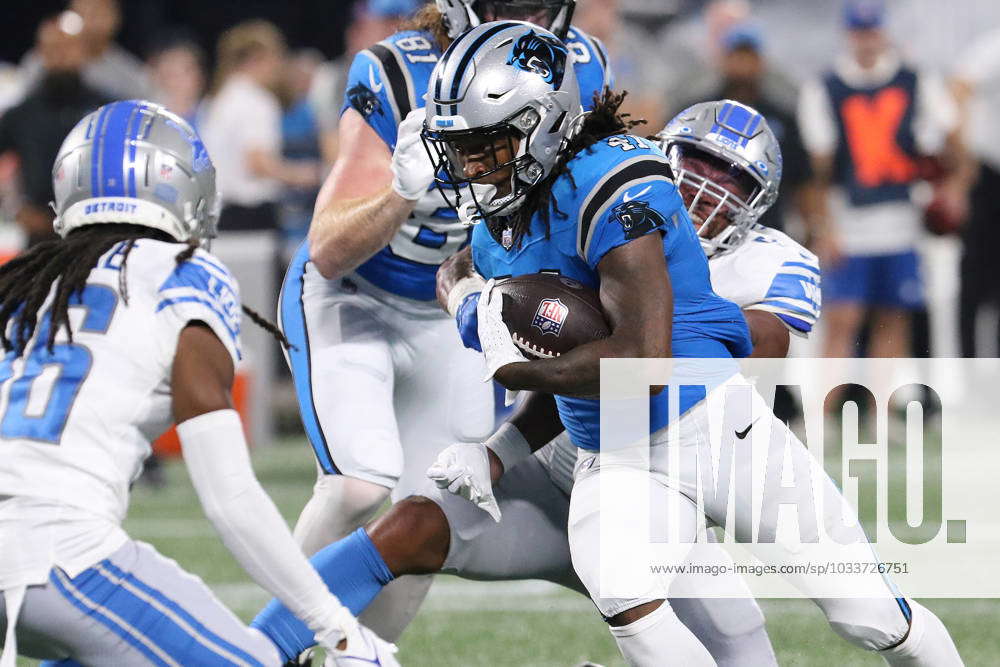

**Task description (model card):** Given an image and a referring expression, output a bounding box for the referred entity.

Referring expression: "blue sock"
[251,527,394,662]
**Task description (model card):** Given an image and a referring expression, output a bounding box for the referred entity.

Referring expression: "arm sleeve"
[340,48,403,150]
[156,251,243,364]
[582,162,681,269]
[743,254,822,336]
[797,77,838,156]
[179,410,349,640]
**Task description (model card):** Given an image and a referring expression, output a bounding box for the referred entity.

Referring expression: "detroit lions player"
[0,102,396,667]
[657,100,822,353]
[278,0,612,641]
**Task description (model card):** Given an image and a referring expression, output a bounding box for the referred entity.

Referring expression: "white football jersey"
[708,225,822,336]
[0,240,241,525]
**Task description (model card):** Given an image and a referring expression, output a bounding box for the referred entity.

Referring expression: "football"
[493,273,611,359]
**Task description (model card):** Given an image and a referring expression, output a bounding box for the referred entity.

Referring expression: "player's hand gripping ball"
[491,273,610,359]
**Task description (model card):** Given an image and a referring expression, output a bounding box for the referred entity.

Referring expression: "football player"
[255,26,963,665]
[656,100,821,355]
[277,0,612,640]
[0,102,397,667]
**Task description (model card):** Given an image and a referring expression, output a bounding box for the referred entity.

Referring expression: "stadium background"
[3,0,1000,664]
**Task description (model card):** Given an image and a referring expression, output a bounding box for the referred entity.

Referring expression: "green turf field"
[15,437,998,666]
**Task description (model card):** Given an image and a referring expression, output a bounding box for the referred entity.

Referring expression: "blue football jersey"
[337,26,612,301]
[472,136,751,451]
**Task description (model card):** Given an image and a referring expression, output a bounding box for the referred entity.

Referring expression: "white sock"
[880,600,963,666]
[671,596,776,667]
[608,602,717,667]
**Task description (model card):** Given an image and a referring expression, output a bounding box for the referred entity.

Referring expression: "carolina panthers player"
[0,102,397,667]
[424,40,960,661]
[278,0,611,641]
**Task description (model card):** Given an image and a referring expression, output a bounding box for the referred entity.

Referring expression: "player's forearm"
[308,187,417,280]
[179,410,350,638]
[496,333,667,399]
[509,392,563,452]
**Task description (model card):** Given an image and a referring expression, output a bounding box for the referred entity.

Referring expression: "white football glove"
[427,442,502,522]
[323,623,400,667]
[477,278,529,382]
[391,108,436,201]
[313,606,359,654]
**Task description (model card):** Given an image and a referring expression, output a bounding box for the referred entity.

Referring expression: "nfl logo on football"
[532,298,569,336]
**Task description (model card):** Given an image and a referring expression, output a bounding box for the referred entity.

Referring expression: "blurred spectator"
[201,20,318,447]
[0,16,107,246]
[797,0,962,360]
[147,35,207,130]
[952,27,1000,357]
[671,23,810,232]
[202,20,318,232]
[280,49,324,258]
[20,0,153,101]
[614,0,761,130]
[611,0,685,129]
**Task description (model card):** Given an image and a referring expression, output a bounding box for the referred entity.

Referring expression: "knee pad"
[821,597,910,651]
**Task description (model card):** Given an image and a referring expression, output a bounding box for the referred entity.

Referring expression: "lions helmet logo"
[347,83,382,118]
[611,200,666,240]
[532,298,569,336]
[507,30,568,89]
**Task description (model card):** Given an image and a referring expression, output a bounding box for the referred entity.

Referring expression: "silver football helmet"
[422,21,582,223]
[655,100,782,256]
[52,100,220,244]
[435,0,575,40]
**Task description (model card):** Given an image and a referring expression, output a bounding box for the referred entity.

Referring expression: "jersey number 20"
[0,284,118,444]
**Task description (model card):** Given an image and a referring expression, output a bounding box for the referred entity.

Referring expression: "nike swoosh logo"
[623,185,652,202]
[735,420,758,440]
[368,64,384,94]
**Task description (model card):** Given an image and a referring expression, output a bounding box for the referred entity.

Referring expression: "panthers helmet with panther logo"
[656,100,782,256]
[435,0,576,40]
[422,21,582,222]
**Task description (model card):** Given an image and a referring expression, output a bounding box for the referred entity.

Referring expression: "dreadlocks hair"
[496,89,647,247]
[0,224,292,355]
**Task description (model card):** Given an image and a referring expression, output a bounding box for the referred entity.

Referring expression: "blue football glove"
[456,293,482,352]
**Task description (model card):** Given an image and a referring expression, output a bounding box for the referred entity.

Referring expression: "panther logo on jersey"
[506,30,568,88]
[347,83,382,118]
[611,200,666,240]
[532,298,569,336]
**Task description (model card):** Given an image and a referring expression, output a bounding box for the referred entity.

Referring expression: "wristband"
[447,274,486,317]
[485,422,533,473]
